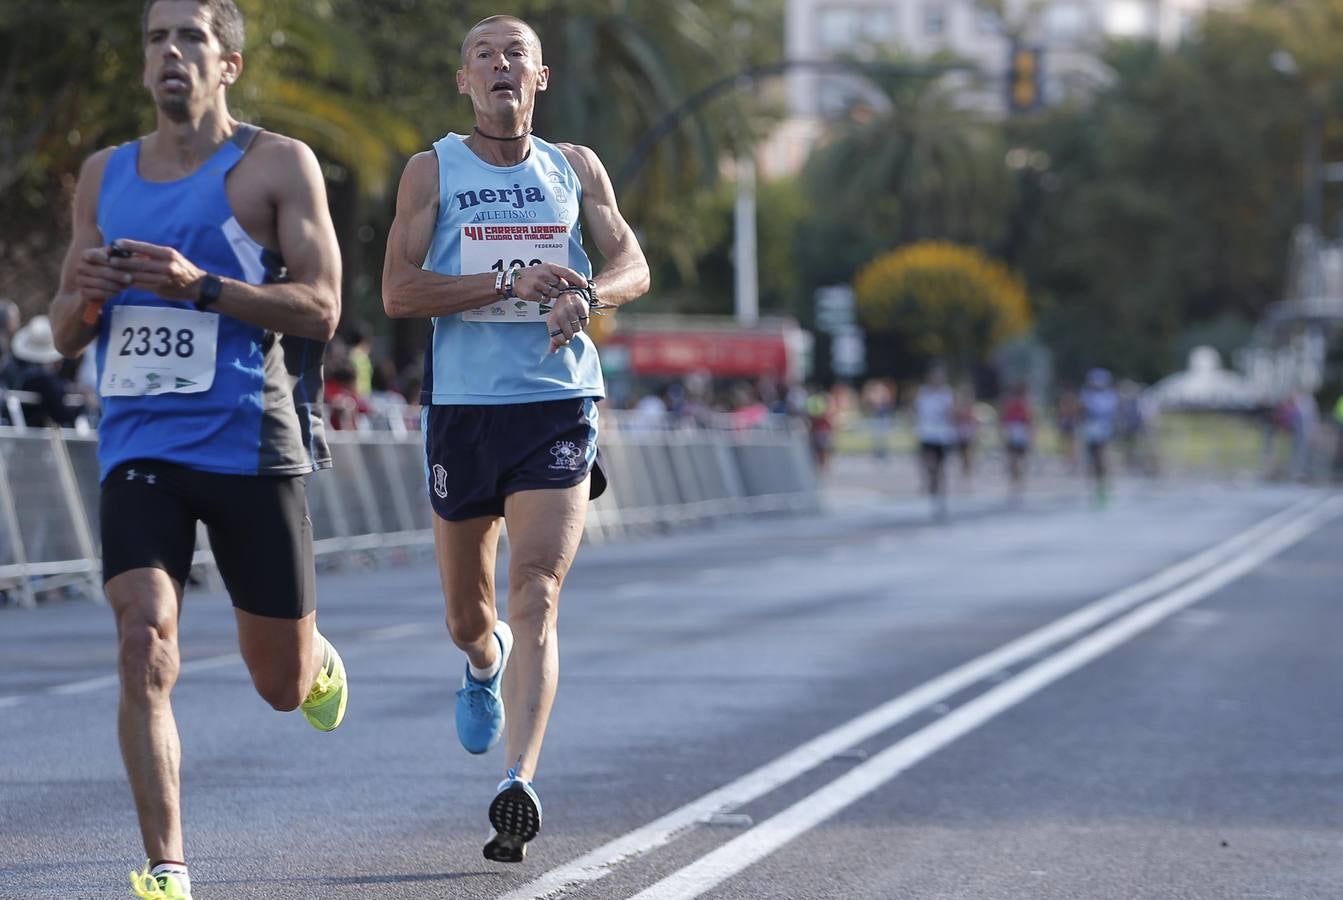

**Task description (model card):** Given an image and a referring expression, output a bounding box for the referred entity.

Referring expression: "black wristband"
[195,274,222,311]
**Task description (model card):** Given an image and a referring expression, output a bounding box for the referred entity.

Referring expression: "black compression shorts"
[100,459,316,619]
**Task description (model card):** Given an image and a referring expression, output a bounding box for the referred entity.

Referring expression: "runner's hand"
[516,263,585,303]
[76,246,135,314]
[545,284,592,353]
[107,239,208,301]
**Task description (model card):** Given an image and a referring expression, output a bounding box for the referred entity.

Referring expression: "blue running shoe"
[456,620,513,754]
[484,765,542,863]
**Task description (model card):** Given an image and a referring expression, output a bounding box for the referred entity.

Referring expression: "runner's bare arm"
[382,152,583,318]
[559,143,650,308]
[50,149,120,358]
[109,136,341,341]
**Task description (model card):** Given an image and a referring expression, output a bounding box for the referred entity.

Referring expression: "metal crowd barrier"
[0,412,817,607]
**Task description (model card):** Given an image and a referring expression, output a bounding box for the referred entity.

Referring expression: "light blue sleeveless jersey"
[94,127,330,480]
[419,133,604,405]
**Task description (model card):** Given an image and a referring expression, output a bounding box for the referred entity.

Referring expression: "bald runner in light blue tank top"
[419,132,604,405]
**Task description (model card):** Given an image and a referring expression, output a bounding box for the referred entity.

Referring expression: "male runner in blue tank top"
[46,2,348,897]
[383,14,650,863]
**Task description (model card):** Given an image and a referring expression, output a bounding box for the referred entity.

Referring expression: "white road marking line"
[501,495,1326,900]
[630,497,1343,899]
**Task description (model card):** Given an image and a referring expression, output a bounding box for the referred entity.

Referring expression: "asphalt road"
[2,462,1341,900]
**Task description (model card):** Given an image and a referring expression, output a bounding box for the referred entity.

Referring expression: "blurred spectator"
[323,361,367,430]
[914,365,956,518]
[1000,382,1033,499]
[805,386,834,473]
[345,320,374,398]
[1116,380,1158,476]
[366,359,411,432]
[729,383,769,430]
[1055,389,1080,473]
[1288,388,1318,481]
[1080,368,1119,505]
[1332,393,1343,481]
[629,390,668,430]
[1,315,85,427]
[953,386,979,479]
[0,299,20,368]
[862,378,896,461]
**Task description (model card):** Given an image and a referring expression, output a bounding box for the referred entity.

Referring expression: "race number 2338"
[460,223,571,323]
[100,305,219,397]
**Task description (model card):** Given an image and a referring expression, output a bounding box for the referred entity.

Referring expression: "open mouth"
[160,71,189,91]
[490,80,515,94]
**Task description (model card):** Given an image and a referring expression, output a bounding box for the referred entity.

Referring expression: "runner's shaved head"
[460,15,542,65]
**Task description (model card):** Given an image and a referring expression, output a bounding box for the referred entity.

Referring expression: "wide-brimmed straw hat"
[11,315,63,365]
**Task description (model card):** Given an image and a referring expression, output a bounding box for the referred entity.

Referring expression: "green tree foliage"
[799,55,1014,280]
[0,0,784,328]
[1014,1,1343,383]
[854,241,1031,380]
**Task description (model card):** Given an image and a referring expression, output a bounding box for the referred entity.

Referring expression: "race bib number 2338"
[100,305,218,398]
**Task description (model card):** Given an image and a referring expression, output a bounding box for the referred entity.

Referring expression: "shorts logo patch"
[432,463,449,498]
[548,440,583,471]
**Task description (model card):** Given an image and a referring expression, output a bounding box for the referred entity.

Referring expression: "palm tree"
[802,53,1012,253]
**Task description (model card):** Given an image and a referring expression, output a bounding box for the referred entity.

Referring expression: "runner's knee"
[508,564,561,625]
[117,623,179,702]
[445,602,495,648]
[249,666,307,712]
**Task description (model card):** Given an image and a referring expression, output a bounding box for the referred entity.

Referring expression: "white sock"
[469,656,500,683]
[150,862,190,893]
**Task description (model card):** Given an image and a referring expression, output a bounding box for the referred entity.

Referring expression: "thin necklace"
[473,125,530,141]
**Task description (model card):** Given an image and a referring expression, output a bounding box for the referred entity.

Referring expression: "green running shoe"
[301,634,348,732]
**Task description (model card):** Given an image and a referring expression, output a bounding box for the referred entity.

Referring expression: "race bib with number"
[459,223,570,322]
[100,305,219,397]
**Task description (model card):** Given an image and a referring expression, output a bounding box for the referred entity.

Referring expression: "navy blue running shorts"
[100,459,316,619]
[422,397,608,521]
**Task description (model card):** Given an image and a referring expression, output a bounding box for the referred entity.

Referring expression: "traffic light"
[1008,44,1042,114]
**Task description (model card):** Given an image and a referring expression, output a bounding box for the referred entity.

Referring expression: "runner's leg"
[235,610,321,710]
[498,479,588,780]
[107,568,186,865]
[434,514,505,669]
[207,475,326,708]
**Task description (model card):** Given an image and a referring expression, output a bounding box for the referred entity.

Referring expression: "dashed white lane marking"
[501,494,1326,900]
[629,497,1342,899]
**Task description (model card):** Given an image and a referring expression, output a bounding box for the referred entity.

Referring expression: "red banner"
[607,331,790,378]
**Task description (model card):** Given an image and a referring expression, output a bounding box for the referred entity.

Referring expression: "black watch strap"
[195,274,222,311]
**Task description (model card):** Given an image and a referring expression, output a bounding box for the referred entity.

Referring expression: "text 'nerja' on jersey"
[420,133,605,405]
[93,125,330,481]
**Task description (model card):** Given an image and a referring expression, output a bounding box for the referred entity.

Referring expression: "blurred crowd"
[3,301,1342,486]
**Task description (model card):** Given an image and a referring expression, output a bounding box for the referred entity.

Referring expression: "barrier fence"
[0,412,818,608]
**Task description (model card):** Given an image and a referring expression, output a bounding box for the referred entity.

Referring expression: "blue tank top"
[94,126,330,480]
[420,133,604,405]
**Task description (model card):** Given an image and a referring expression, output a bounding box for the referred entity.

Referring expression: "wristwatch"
[195,274,222,311]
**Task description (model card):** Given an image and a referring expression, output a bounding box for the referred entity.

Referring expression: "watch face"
[198,276,221,308]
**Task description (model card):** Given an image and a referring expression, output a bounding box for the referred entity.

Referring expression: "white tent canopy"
[1147,346,1266,411]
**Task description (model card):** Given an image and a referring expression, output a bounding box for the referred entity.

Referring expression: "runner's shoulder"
[552,142,602,177]
[245,130,321,174]
[76,144,122,185]
[396,151,441,202]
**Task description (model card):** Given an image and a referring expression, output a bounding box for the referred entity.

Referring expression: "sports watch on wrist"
[195,274,222,311]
